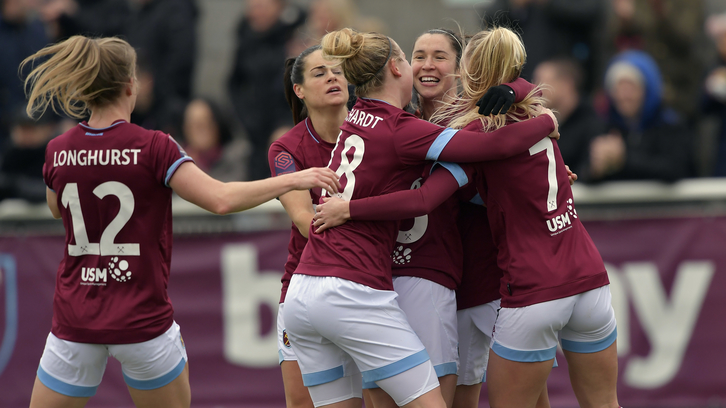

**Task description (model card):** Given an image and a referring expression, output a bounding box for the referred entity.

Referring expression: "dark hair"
[183,97,234,147]
[283,45,322,125]
[416,28,463,67]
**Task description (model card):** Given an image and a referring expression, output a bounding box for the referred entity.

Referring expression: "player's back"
[43,120,192,344]
[469,120,608,308]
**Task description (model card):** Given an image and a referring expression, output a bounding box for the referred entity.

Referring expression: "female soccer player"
[452,27,619,408]
[281,28,558,408]
[23,35,340,408]
[270,44,349,408]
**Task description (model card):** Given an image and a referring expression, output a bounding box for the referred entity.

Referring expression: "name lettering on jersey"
[346,109,384,129]
[79,257,133,286]
[53,149,142,167]
[545,198,578,235]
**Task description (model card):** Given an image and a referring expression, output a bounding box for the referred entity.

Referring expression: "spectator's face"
[184,100,219,152]
[2,0,28,23]
[612,78,644,119]
[411,33,459,105]
[533,63,559,107]
[247,0,283,32]
[296,50,348,111]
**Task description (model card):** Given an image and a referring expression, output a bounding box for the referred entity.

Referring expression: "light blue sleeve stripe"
[37,365,97,397]
[361,349,430,383]
[432,162,468,187]
[302,365,345,386]
[433,361,458,377]
[560,327,617,354]
[164,156,194,187]
[469,193,484,206]
[124,358,186,390]
[491,342,557,362]
[425,128,459,161]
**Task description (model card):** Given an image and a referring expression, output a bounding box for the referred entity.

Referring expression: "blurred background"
[0,0,725,407]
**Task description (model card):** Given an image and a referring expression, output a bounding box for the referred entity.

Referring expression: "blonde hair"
[321,28,399,97]
[20,36,137,119]
[435,27,546,130]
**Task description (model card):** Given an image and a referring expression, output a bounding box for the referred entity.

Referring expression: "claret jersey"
[466,120,609,308]
[42,120,193,344]
[268,118,336,303]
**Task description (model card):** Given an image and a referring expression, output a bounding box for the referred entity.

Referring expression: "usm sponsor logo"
[545,199,578,236]
[81,267,107,286]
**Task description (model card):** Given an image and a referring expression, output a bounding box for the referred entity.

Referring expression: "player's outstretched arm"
[170,161,340,215]
[435,108,559,163]
[312,166,461,233]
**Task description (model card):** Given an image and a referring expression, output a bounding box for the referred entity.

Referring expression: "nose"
[422,56,435,69]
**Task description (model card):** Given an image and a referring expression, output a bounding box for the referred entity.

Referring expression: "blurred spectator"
[605,0,705,121]
[126,0,197,133]
[39,0,130,40]
[130,57,185,138]
[228,0,304,180]
[534,58,607,179]
[0,107,58,203]
[288,0,386,56]
[703,12,726,176]
[589,50,692,182]
[0,0,50,154]
[182,98,248,182]
[479,0,605,93]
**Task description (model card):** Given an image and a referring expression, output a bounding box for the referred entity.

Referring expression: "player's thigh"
[29,376,91,408]
[452,384,482,408]
[35,332,109,400]
[126,362,190,408]
[563,342,619,408]
[109,321,190,407]
[281,361,314,408]
[486,351,552,408]
[393,277,458,379]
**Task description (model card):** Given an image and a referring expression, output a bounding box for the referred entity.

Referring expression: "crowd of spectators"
[0,0,725,204]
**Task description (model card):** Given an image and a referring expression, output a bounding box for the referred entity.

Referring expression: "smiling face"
[294,49,349,111]
[411,33,459,103]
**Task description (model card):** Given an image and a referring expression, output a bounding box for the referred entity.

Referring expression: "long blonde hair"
[320,28,399,97]
[20,36,137,119]
[435,27,546,130]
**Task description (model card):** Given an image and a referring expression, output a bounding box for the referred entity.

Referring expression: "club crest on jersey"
[392,245,412,265]
[108,257,132,282]
[274,152,295,175]
[282,329,291,348]
[545,198,578,236]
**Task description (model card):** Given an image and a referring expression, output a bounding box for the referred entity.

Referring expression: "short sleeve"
[268,141,301,176]
[43,144,55,191]
[151,132,194,187]
[392,112,460,165]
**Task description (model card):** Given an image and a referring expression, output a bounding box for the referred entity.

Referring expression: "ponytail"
[20,35,137,119]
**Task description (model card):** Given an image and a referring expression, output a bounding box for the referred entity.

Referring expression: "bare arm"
[279,190,315,238]
[46,187,61,219]
[169,161,339,215]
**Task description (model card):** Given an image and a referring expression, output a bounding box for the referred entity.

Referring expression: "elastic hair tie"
[361,36,393,86]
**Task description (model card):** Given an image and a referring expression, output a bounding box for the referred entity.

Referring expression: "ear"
[126,77,136,96]
[293,83,304,100]
[389,58,403,78]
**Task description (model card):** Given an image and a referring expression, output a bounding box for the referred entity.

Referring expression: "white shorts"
[363,276,458,389]
[284,274,439,407]
[37,321,187,397]
[456,299,499,386]
[492,285,617,362]
[277,303,297,363]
